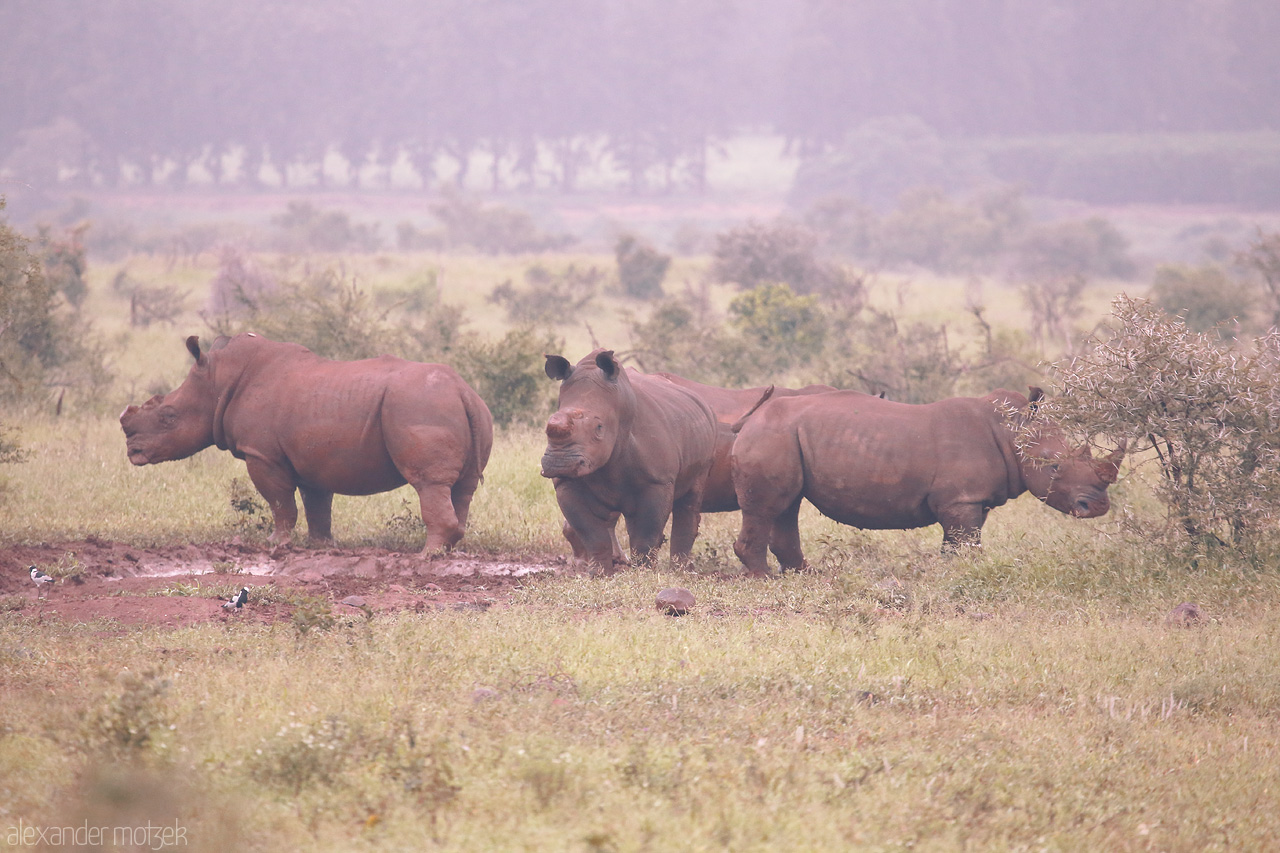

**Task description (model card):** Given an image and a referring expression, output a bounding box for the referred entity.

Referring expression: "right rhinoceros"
[541,349,717,571]
[731,387,1124,577]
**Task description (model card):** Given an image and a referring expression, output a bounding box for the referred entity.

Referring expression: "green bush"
[727,284,828,375]
[270,201,381,253]
[1150,264,1254,334]
[488,264,601,326]
[425,190,575,254]
[453,326,562,428]
[711,220,849,295]
[614,234,670,300]
[873,186,1023,274]
[1014,217,1134,280]
[0,200,111,409]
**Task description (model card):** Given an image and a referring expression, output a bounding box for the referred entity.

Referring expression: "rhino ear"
[185,335,206,366]
[595,350,621,380]
[545,354,572,381]
[1026,385,1045,414]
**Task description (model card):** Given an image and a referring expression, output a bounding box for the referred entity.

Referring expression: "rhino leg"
[669,486,705,565]
[412,482,465,554]
[245,457,299,543]
[935,502,986,551]
[733,514,773,578]
[299,486,335,543]
[562,518,624,565]
[554,483,621,572]
[768,496,806,572]
[624,485,675,565]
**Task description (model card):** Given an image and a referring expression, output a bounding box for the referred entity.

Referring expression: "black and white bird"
[29,565,55,593]
[222,586,249,610]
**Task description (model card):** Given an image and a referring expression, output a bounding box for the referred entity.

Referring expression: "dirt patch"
[0,538,565,630]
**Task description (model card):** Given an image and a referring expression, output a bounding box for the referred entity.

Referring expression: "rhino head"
[541,349,632,479]
[1015,388,1124,519]
[120,335,219,465]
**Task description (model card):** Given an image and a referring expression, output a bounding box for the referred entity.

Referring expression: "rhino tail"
[730,385,776,434]
[463,385,495,485]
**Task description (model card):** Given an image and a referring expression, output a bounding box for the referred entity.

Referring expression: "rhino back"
[770,393,1015,530]
[218,352,472,495]
[618,374,717,486]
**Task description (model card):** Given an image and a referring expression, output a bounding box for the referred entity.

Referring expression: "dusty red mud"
[0,537,565,630]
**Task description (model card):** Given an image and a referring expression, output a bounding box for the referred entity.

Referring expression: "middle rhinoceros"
[731,388,1123,577]
[650,372,838,512]
[541,349,717,570]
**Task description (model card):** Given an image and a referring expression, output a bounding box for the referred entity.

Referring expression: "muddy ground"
[0,538,566,630]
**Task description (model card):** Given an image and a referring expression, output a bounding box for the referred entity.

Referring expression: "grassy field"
[2,238,1280,851]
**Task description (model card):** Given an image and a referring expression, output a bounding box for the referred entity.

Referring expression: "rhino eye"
[594,423,605,438]
[158,407,179,428]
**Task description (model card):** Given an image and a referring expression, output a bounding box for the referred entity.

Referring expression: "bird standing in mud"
[29,565,55,597]
[222,586,249,611]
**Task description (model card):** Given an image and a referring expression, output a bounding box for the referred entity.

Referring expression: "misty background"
[3,0,1280,218]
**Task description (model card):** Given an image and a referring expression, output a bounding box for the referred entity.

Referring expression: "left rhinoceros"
[120,334,493,552]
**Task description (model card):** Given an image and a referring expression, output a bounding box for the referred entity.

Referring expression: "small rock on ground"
[1165,602,1205,627]
[656,587,695,616]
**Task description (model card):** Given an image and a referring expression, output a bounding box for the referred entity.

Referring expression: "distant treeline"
[795,126,1280,208]
[3,0,1279,197]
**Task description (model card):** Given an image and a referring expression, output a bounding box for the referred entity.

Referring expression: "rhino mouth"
[540,451,593,479]
[127,446,151,465]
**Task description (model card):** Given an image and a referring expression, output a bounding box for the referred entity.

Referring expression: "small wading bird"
[29,565,55,596]
[222,586,249,611]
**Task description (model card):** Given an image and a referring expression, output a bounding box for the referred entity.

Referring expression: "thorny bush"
[1036,295,1280,551]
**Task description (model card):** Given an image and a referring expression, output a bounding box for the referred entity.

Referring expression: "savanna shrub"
[621,296,748,385]
[453,326,562,427]
[37,222,90,308]
[1021,273,1086,354]
[208,268,403,361]
[711,220,845,295]
[1013,217,1134,280]
[820,308,966,402]
[873,186,1022,273]
[428,190,575,254]
[488,264,601,326]
[727,283,827,375]
[1042,295,1280,549]
[86,668,172,758]
[207,243,274,318]
[614,233,670,299]
[270,201,381,253]
[1149,264,1254,334]
[0,201,111,408]
[1238,229,1280,329]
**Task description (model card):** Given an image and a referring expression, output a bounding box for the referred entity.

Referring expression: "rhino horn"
[545,410,577,440]
[1096,440,1126,483]
[185,335,205,366]
[545,354,572,381]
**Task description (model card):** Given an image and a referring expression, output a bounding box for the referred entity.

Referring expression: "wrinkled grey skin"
[541,349,717,572]
[120,334,492,553]
[732,387,1124,577]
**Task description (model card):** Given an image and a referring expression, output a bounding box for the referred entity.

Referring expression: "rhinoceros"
[731,387,1123,577]
[120,334,493,553]
[651,373,838,512]
[541,349,717,571]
